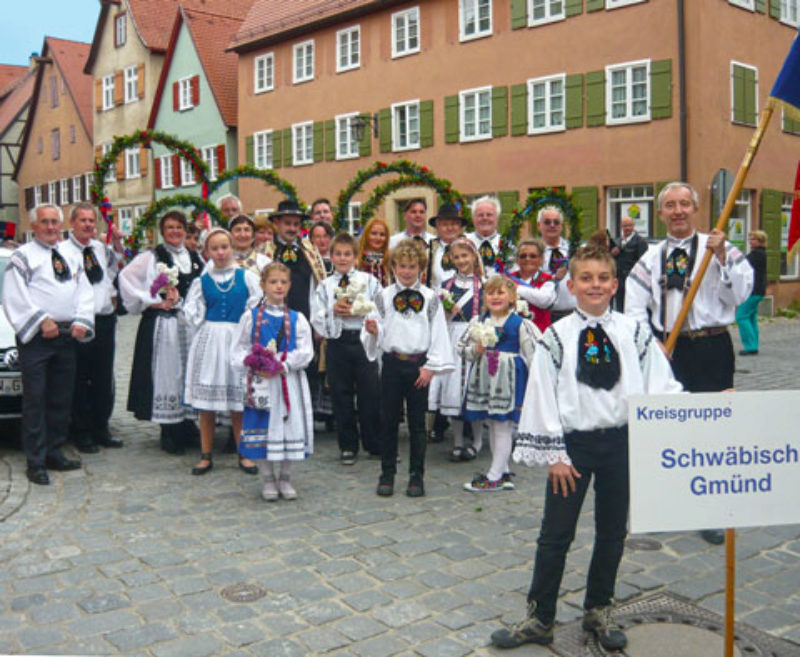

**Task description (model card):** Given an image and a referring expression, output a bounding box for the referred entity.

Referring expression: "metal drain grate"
[549,592,800,657]
[220,583,267,603]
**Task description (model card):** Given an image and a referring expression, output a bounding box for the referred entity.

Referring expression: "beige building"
[231,0,800,304]
[14,38,94,237]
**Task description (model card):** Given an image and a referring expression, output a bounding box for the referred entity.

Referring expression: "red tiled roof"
[183,3,251,127]
[0,69,35,136]
[0,65,29,99]
[45,38,93,137]
[231,0,392,50]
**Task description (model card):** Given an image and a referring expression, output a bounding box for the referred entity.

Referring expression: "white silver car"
[0,245,23,419]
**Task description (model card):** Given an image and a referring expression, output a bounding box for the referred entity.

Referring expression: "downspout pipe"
[678,0,688,181]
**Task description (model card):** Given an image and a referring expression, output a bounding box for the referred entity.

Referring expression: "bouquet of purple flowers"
[149,263,179,298]
[243,340,284,377]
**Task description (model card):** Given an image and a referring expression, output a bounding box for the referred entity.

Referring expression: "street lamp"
[351,113,379,142]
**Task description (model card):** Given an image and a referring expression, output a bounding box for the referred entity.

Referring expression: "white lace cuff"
[512,433,572,467]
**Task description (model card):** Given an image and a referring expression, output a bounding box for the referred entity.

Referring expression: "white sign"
[629,391,800,534]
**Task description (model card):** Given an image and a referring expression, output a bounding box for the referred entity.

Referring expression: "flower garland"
[124,194,224,258]
[334,160,467,233]
[208,165,306,213]
[499,187,582,266]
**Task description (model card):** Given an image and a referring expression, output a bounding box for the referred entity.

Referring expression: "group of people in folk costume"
[2,181,754,651]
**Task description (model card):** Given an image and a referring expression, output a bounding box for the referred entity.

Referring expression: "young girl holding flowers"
[459,275,541,491]
[182,228,262,476]
[231,262,314,501]
[429,238,485,462]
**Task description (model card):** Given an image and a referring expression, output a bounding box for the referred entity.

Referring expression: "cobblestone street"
[0,316,798,656]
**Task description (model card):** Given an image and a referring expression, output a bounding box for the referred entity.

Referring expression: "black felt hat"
[428,203,467,227]
[269,200,309,222]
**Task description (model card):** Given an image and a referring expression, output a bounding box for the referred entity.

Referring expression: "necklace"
[212,271,236,294]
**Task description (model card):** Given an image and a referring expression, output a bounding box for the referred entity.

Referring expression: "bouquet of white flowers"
[516,299,532,319]
[468,319,499,348]
[335,278,375,315]
[150,263,180,297]
[438,289,456,313]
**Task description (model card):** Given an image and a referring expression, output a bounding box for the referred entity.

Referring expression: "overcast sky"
[0,0,100,67]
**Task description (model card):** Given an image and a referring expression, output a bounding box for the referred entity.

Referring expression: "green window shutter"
[497,190,520,233]
[586,0,604,12]
[420,100,434,148]
[510,0,527,29]
[650,59,672,120]
[585,70,605,127]
[565,0,583,16]
[565,73,584,129]
[761,188,783,281]
[755,0,766,12]
[654,181,670,237]
[732,64,757,126]
[272,130,282,169]
[492,86,508,137]
[445,95,459,143]
[325,120,336,161]
[283,128,292,167]
[769,0,781,19]
[313,121,324,162]
[510,84,527,136]
[360,116,372,157]
[378,108,391,153]
[571,186,598,242]
[783,111,800,134]
[245,135,254,166]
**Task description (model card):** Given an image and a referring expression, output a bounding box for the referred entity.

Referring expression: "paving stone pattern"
[0,316,798,655]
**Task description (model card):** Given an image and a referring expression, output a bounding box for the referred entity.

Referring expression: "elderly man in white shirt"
[466,195,506,273]
[2,204,94,485]
[538,205,576,321]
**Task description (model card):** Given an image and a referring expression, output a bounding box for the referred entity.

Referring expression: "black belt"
[384,351,426,363]
[656,326,728,341]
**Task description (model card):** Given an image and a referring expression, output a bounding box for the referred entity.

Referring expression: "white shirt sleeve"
[423,298,455,374]
[285,313,314,372]
[119,252,161,315]
[181,277,206,327]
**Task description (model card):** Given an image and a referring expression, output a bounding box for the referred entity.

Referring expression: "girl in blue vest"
[182,228,262,476]
[231,262,314,501]
[459,275,541,491]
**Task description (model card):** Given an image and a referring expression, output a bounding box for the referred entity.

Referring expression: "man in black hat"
[427,203,468,288]
[265,200,326,319]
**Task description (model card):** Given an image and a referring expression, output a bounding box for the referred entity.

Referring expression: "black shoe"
[44,451,81,471]
[491,603,553,648]
[429,430,445,444]
[700,529,725,545]
[238,456,258,475]
[582,605,627,651]
[97,436,123,448]
[191,453,213,476]
[377,474,394,497]
[738,349,758,356]
[406,475,425,497]
[75,440,100,454]
[26,465,50,486]
[340,450,357,465]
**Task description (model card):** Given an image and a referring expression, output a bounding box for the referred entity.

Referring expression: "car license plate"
[0,377,22,396]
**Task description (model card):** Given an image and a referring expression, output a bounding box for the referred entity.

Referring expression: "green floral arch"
[125,194,223,257]
[335,160,467,233]
[208,164,305,211]
[500,188,583,264]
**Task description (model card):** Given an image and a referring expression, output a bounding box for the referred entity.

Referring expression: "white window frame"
[180,158,195,186]
[459,0,492,41]
[730,60,758,125]
[606,0,646,8]
[102,143,115,182]
[336,113,360,160]
[727,189,752,252]
[34,186,43,207]
[84,173,93,196]
[178,77,193,111]
[202,145,219,181]
[48,182,57,203]
[346,201,362,235]
[392,7,420,58]
[606,59,651,125]
[780,0,800,26]
[292,121,314,166]
[391,100,421,151]
[293,40,315,84]
[607,184,655,240]
[124,65,138,103]
[59,179,69,206]
[254,53,274,93]
[528,0,565,26]
[115,13,126,46]
[72,175,82,202]
[160,155,174,189]
[459,86,492,142]
[125,147,140,179]
[337,26,361,73]
[254,130,273,169]
[528,73,566,134]
[102,74,114,110]
[728,0,755,10]
[781,192,799,279]
[118,206,133,235]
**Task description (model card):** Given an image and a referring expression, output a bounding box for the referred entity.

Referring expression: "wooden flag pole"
[724,528,736,657]
[664,103,774,354]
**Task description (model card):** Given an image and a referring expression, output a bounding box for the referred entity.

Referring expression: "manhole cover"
[625,537,663,551]
[220,583,267,603]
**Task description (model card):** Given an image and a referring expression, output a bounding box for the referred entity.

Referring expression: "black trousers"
[527,427,629,625]
[326,332,381,455]
[380,354,428,479]
[72,313,116,441]
[18,333,77,466]
[658,329,734,392]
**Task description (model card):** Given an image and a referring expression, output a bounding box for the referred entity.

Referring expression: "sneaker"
[700,529,725,545]
[464,474,505,492]
[340,450,357,466]
[278,475,297,500]
[582,605,627,651]
[502,472,516,490]
[491,602,553,648]
[377,474,394,497]
[406,475,425,497]
[261,476,278,502]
